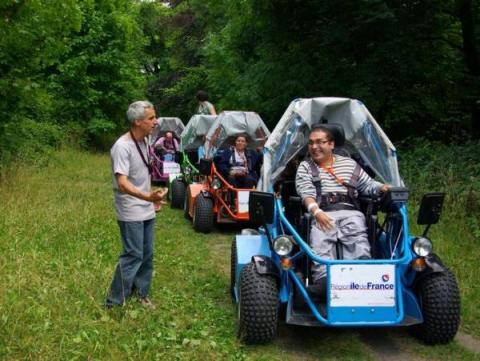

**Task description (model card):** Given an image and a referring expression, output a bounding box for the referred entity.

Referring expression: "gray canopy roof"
[204,111,270,158]
[149,117,184,146]
[181,115,217,150]
[258,97,401,191]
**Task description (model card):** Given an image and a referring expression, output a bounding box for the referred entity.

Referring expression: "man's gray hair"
[126,100,154,124]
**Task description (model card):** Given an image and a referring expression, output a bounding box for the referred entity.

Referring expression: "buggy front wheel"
[170,179,186,209]
[238,262,278,344]
[184,190,191,219]
[193,194,214,233]
[409,269,460,344]
[230,239,237,299]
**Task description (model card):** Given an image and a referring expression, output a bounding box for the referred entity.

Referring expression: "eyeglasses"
[308,139,330,146]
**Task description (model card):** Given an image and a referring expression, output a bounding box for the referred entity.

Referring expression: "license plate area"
[328,264,397,323]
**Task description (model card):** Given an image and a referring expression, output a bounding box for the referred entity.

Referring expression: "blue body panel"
[329,307,398,324]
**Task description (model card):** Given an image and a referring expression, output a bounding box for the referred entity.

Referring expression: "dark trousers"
[228,175,256,188]
[106,218,155,306]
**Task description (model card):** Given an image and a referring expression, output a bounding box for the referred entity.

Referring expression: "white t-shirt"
[111,134,155,221]
[198,101,214,115]
[230,149,248,174]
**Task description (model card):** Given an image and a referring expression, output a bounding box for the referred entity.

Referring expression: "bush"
[398,139,480,241]
[0,119,66,178]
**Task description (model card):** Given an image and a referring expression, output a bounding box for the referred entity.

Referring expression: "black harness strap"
[308,158,323,204]
[130,130,151,174]
[307,158,361,210]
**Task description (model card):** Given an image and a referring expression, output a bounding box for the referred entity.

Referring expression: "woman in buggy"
[217,133,261,189]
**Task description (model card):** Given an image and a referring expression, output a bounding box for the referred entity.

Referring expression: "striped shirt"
[295,155,382,202]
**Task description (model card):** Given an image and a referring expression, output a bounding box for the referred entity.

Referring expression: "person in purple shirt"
[154,131,179,161]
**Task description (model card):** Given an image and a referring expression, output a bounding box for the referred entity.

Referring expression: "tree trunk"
[456,0,480,138]
[456,0,479,76]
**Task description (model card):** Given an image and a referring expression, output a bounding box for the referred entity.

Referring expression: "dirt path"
[359,329,427,361]
[456,332,480,355]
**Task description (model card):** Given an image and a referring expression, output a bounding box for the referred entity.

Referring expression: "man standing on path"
[105,100,166,309]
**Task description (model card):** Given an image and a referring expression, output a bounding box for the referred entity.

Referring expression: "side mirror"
[199,158,212,176]
[249,191,275,225]
[175,151,184,164]
[417,193,445,225]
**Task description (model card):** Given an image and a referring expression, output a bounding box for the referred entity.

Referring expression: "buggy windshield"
[258,98,402,191]
[204,111,270,159]
[149,117,184,146]
[181,115,217,150]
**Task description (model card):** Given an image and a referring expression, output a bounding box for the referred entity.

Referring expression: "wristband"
[313,209,323,216]
[307,203,318,212]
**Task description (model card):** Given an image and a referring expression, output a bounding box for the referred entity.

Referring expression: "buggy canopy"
[258,98,402,191]
[204,111,270,158]
[149,117,184,146]
[181,115,217,150]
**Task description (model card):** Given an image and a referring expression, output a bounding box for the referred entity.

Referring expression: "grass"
[0,147,479,360]
[399,140,480,336]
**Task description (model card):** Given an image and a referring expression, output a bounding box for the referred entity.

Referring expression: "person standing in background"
[196,90,217,115]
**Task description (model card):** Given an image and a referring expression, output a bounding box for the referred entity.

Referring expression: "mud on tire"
[409,269,460,344]
[193,194,214,233]
[170,179,186,209]
[238,262,278,344]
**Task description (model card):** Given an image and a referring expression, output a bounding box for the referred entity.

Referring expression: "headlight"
[211,178,222,190]
[413,237,433,257]
[273,235,294,256]
[184,166,191,175]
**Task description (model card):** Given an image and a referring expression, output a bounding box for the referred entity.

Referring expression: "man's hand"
[148,189,167,202]
[315,211,334,231]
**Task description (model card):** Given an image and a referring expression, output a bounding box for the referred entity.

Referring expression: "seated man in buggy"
[217,134,261,188]
[295,124,389,286]
[154,131,179,161]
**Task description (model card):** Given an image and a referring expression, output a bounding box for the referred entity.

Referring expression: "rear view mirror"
[417,193,445,225]
[199,158,212,176]
[249,191,275,224]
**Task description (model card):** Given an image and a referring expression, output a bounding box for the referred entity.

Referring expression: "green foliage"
[140,1,209,121]
[0,0,149,162]
[0,120,62,171]
[147,0,479,139]
[399,140,480,336]
[53,0,147,142]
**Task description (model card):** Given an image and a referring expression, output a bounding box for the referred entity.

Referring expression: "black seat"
[186,149,199,165]
[279,181,304,231]
[213,148,226,167]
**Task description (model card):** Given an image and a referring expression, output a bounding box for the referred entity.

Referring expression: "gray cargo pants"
[310,209,370,282]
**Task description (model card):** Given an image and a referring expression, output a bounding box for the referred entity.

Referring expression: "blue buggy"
[231,98,460,345]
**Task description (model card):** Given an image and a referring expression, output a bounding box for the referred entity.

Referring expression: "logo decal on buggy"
[238,191,250,213]
[330,265,395,307]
